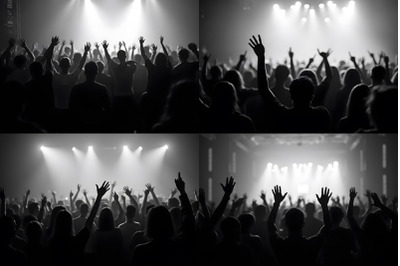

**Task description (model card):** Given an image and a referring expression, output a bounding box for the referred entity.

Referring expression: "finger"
[244,50,247,56]
[283,192,288,198]
[258,34,262,44]
[249,38,256,47]
[252,35,258,44]
[248,43,255,49]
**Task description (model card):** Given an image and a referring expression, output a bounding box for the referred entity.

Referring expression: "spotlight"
[333,161,339,167]
[163,145,169,150]
[273,4,280,10]
[290,5,295,9]
[301,17,307,22]
[310,8,315,14]
[138,146,143,150]
[295,1,301,6]
[349,0,355,6]
[324,17,330,22]
[267,162,273,168]
[304,4,310,9]
[327,1,333,6]
[123,145,128,149]
[40,145,45,151]
[319,3,325,8]
[88,146,93,150]
[72,147,76,151]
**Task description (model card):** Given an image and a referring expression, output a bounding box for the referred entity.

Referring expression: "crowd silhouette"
[0,174,397,265]
[0,36,199,133]
[199,35,398,133]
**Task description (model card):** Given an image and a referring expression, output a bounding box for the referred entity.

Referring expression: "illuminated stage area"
[20,0,199,48]
[200,134,397,203]
[200,0,397,64]
[0,134,199,200]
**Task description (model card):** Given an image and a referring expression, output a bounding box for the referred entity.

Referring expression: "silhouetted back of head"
[99,207,115,231]
[134,54,142,64]
[254,205,267,221]
[145,205,174,240]
[343,68,361,88]
[0,216,16,244]
[224,69,244,91]
[299,69,317,87]
[85,61,98,81]
[346,84,370,117]
[155,53,168,68]
[305,203,316,216]
[54,210,73,239]
[210,65,222,80]
[79,203,89,215]
[59,57,71,72]
[29,61,43,78]
[238,213,255,233]
[26,221,43,243]
[14,55,27,68]
[290,77,315,106]
[211,81,240,114]
[275,65,290,82]
[97,61,104,73]
[362,212,389,238]
[117,50,126,62]
[126,205,136,219]
[28,202,40,216]
[220,216,241,242]
[329,206,344,225]
[178,48,190,62]
[371,65,386,82]
[368,86,398,132]
[284,208,305,233]
[168,197,180,209]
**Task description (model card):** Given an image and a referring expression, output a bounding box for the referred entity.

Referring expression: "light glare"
[301,17,307,22]
[324,17,330,22]
[304,4,310,9]
[319,3,325,8]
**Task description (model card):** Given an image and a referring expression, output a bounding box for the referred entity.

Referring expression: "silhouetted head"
[22,215,37,231]
[84,61,98,81]
[329,206,344,226]
[220,216,241,242]
[224,69,244,91]
[346,84,370,118]
[299,69,318,87]
[168,197,180,209]
[64,46,71,55]
[97,61,104,73]
[367,86,397,132]
[178,48,190,63]
[28,202,40,217]
[238,213,255,233]
[284,208,305,233]
[54,210,73,239]
[59,57,71,72]
[305,203,316,216]
[169,207,182,235]
[211,81,240,114]
[155,53,168,68]
[26,221,43,243]
[134,54,142,64]
[243,70,254,87]
[163,80,198,122]
[117,50,126,63]
[145,205,174,240]
[126,205,136,219]
[14,55,27,69]
[98,207,115,231]
[275,65,290,82]
[210,65,222,80]
[79,203,89,216]
[29,61,43,79]
[362,212,389,238]
[254,205,267,221]
[75,199,83,209]
[343,68,361,89]
[290,77,315,107]
[371,65,386,82]
[0,216,16,245]
[73,53,82,65]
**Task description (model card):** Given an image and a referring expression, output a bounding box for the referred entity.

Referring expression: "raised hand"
[367,50,374,58]
[232,197,244,209]
[111,181,117,189]
[94,42,100,49]
[188,42,197,51]
[113,192,119,202]
[145,183,154,192]
[151,44,157,53]
[96,181,110,198]
[239,51,247,61]
[316,187,332,206]
[370,192,384,208]
[384,55,389,65]
[260,190,266,201]
[19,39,28,49]
[203,53,211,62]
[199,188,206,203]
[271,185,287,204]
[174,172,185,194]
[139,37,145,45]
[132,44,136,50]
[349,52,356,63]
[69,40,74,46]
[41,195,47,206]
[83,189,88,197]
[160,36,164,44]
[51,36,60,46]
[77,184,81,191]
[121,194,126,202]
[46,201,52,209]
[381,194,388,205]
[288,47,294,58]
[84,42,91,53]
[308,55,315,64]
[318,49,332,59]
[102,40,109,50]
[61,40,66,46]
[220,176,236,196]
[364,189,371,198]
[170,188,177,197]
[123,186,132,196]
[51,191,56,197]
[8,38,16,48]
[26,189,30,196]
[69,191,74,198]
[248,34,265,57]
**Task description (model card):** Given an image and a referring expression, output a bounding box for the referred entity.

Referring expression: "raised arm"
[229,197,244,217]
[370,193,397,230]
[139,37,149,63]
[288,47,296,79]
[76,43,90,71]
[69,40,74,61]
[37,195,47,223]
[318,49,332,84]
[58,40,66,61]
[150,44,157,63]
[160,36,171,68]
[198,188,211,221]
[83,189,91,208]
[349,52,366,83]
[305,55,315,69]
[383,55,392,85]
[44,36,60,72]
[174,172,195,238]
[188,43,199,61]
[347,187,363,237]
[235,51,247,71]
[109,181,116,205]
[113,192,125,222]
[85,181,110,231]
[209,177,236,228]
[267,185,287,230]
[22,189,30,215]
[367,50,377,65]
[131,44,136,61]
[140,186,150,216]
[123,186,139,210]
[19,39,35,62]
[51,190,57,205]
[316,187,333,230]
[102,41,112,63]
[260,190,271,214]
[145,183,160,206]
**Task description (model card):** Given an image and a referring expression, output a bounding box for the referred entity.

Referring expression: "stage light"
[324,17,330,22]
[304,4,310,9]
[295,1,301,6]
[333,161,339,167]
[319,3,325,8]
[267,162,273,168]
[327,1,333,6]
[163,145,169,150]
[301,17,307,22]
[138,146,143,151]
[349,0,355,7]
[88,146,93,150]
[72,147,76,151]
[123,145,128,149]
[309,8,315,14]
[273,4,280,10]
[290,5,295,9]
[40,145,45,151]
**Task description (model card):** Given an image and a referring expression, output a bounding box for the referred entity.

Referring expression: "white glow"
[342,7,348,12]
[267,162,273,168]
[324,17,330,22]
[319,3,325,8]
[40,145,45,151]
[310,8,315,14]
[295,1,301,6]
[349,1,355,7]
[304,4,310,9]
[72,147,76,151]
[138,146,143,151]
[273,4,280,10]
[290,5,295,9]
[123,145,128,150]
[327,1,333,6]
[280,9,286,15]
[88,146,93,150]
[301,17,307,22]
[333,161,339,167]
[164,145,169,150]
